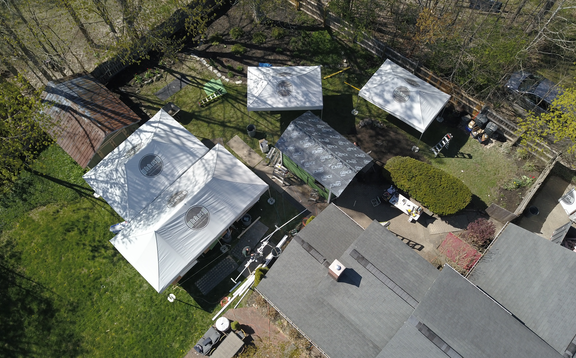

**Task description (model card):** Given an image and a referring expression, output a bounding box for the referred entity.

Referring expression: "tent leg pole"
[413,133,423,152]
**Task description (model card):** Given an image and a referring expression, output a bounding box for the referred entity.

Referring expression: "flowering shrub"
[465,218,496,247]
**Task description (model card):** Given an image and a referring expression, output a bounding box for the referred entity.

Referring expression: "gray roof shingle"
[297,204,364,263]
[414,266,562,358]
[469,223,576,354]
[257,204,438,358]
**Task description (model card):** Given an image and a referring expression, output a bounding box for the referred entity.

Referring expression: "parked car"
[469,0,502,12]
[505,71,563,115]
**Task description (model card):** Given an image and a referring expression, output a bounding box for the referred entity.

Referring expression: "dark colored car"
[505,71,563,115]
[469,0,503,12]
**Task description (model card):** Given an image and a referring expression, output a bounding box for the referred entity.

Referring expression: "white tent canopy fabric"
[247,66,323,111]
[110,144,268,293]
[359,59,451,133]
[83,109,209,220]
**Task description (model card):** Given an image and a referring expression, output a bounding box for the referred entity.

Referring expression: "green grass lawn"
[0,144,300,357]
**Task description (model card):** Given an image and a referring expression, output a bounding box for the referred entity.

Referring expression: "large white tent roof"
[247,66,323,111]
[83,109,209,220]
[110,144,268,293]
[359,59,451,133]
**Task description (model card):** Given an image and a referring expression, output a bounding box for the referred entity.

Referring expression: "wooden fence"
[292,0,557,161]
[291,0,560,222]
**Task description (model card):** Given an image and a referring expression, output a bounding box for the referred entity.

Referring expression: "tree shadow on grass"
[0,245,84,358]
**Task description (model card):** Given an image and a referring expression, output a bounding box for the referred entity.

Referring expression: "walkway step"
[227,135,263,168]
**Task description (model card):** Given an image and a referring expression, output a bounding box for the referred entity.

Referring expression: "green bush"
[271,27,285,39]
[230,321,240,331]
[231,44,246,55]
[229,27,244,40]
[208,33,222,43]
[254,267,269,286]
[236,65,243,72]
[384,156,471,215]
[252,32,266,44]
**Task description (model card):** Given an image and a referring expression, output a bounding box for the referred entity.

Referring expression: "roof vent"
[328,259,346,281]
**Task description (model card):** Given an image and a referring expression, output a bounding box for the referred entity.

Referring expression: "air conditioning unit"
[559,189,576,217]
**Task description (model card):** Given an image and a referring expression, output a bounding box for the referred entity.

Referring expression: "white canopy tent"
[359,59,451,134]
[110,144,269,293]
[247,66,323,112]
[83,109,209,220]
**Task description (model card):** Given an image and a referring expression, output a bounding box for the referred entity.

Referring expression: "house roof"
[468,223,576,354]
[406,266,562,358]
[257,204,439,358]
[42,73,141,167]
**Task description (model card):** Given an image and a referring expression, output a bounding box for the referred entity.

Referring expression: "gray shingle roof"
[257,204,438,358]
[351,223,439,302]
[375,319,447,358]
[298,204,364,263]
[414,266,562,358]
[468,223,576,354]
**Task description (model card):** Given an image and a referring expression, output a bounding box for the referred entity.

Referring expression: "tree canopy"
[518,84,576,160]
[0,77,55,195]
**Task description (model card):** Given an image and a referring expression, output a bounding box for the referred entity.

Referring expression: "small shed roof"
[42,73,141,168]
[275,111,372,197]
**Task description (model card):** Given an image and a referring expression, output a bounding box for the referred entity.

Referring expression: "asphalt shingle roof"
[297,204,364,263]
[257,204,438,358]
[414,266,562,358]
[469,223,576,354]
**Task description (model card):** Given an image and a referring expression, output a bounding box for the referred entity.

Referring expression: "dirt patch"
[346,121,426,166]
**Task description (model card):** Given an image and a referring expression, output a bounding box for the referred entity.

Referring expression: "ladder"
[431,133,453,157]
[198,88,224,107]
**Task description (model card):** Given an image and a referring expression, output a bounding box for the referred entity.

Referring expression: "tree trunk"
[508,0,529,26]
[60,0,98,49]
[7,0,67,77]
[92,0,118,37]
[115,0,140,39]
[0,17,53,82]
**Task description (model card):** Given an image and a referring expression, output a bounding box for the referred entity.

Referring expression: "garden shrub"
[231,44,246,55]
[465,218,496,247]
[254,267,269,286]
[252,32,266,44]
[209,33,222,44]
[384,156,472,215]
[230,321,240,331]
[229,27,244,40]
[271,27,285,39]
